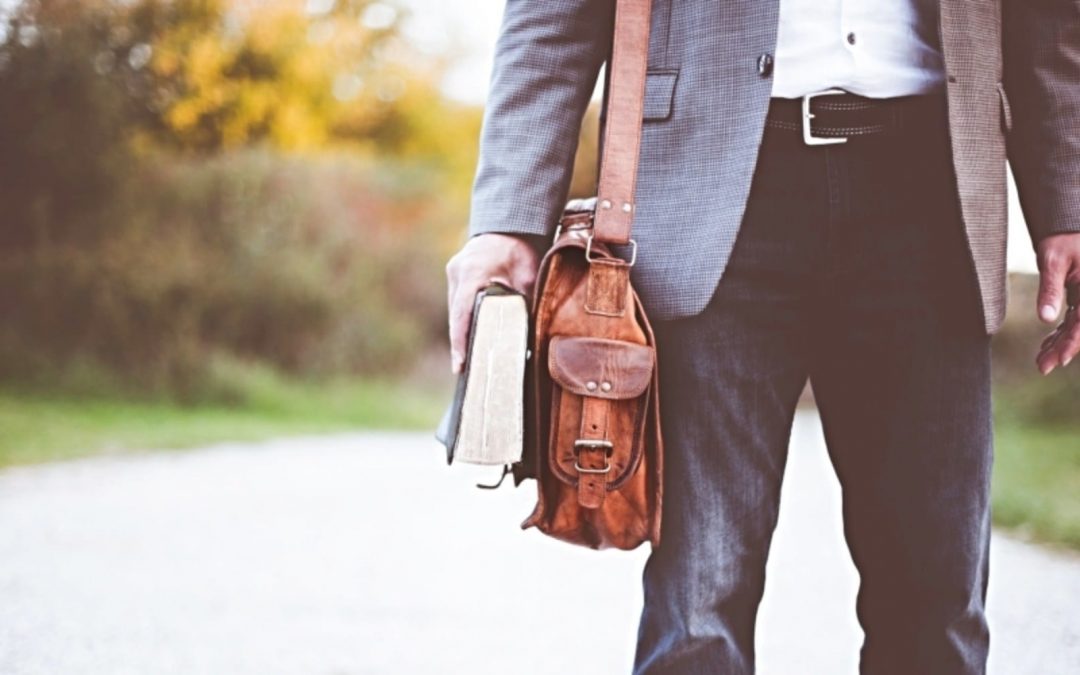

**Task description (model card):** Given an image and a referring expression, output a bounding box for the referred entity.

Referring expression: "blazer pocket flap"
[642,70,679,121]
[548,336,655,399]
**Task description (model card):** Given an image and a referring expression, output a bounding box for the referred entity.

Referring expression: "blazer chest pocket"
[642,70,679,121]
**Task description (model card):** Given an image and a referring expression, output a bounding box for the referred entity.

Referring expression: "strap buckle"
[573,439,614,474]
[585,232,637,267]
[801,88,850,146]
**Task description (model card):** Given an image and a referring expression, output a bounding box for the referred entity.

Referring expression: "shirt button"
[757,53,774,77]
[846,32,856,45]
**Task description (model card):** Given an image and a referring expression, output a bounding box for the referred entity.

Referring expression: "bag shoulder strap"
[593,0,653,246]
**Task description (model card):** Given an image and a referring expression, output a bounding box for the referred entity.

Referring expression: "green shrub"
[0,150,457,400]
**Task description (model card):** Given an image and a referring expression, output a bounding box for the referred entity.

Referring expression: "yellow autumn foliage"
[134,0,456,155]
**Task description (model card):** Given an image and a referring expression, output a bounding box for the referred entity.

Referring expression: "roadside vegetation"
[0,369,446,469]
[0,0,460,469]
[993,418,1080,550]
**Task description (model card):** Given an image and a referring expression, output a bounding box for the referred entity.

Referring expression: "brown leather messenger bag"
[515,0,663,550]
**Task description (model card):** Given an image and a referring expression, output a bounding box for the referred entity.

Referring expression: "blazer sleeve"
[1003,0,1080,244]
[466,0,616,240]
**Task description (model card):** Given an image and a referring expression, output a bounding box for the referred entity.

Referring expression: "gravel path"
[0,410,1076,674]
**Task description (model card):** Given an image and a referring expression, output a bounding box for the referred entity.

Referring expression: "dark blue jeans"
[633,95,993,674]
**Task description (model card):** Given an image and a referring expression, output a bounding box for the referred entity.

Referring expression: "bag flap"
[548,336,654,400]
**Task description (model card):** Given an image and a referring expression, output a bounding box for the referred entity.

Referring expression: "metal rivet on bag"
[600,199,612,209]
[600,381,612,392]
[586,381,598,391]
[622,202,632,213]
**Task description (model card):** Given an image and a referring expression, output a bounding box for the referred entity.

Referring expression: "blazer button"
[757,53,774,77]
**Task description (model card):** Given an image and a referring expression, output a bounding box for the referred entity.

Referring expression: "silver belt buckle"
[802,88,849,146]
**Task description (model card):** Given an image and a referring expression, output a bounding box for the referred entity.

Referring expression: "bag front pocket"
[546,335,654,508]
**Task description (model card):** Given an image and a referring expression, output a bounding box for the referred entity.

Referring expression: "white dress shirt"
[771,0,946,98]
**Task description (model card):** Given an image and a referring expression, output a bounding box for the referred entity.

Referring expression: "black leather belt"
[765,88,946,145]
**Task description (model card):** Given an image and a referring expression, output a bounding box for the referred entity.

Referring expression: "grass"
[992,417,1080,551]
[1,365,1077,552]
[0,374,448,469]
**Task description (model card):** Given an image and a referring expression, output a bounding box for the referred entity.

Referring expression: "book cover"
[435,283,528,467]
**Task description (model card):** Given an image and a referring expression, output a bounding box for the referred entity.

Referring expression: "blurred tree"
[140,0,404,151]
[0,0,138,249]
[0,0,485,392]
[0,0,470,156]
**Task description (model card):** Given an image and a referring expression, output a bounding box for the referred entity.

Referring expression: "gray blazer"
[466,0,1080,333]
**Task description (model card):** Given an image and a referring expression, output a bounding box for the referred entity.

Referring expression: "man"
[446,1,1080,672]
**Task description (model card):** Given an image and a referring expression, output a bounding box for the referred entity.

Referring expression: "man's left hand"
[1035,232,1080,375]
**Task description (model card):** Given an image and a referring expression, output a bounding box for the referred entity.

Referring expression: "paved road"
[0,410,1076,674]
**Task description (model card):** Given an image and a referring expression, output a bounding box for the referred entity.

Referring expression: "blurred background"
[0,1,1076,672]
[0,0,470,446]
[0,0,609,460]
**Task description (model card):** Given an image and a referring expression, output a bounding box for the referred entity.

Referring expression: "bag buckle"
[802,88,849,146]
[573,439,614,474]
[585,232,637,267]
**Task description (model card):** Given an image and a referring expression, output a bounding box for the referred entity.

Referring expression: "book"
[435,283,528,467]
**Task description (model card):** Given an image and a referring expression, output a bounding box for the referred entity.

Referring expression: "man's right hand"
[445,233,543,373]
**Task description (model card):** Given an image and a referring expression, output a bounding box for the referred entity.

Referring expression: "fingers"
[446,261,483,374]
[445,264,518,374]
[448,287,473,373]
[1040,325,1063,351]
[449,270,532,373]
[508,266,537,303]
[1036,306,1080,375]
[1036,248,1069,323]
[444,233,544,374]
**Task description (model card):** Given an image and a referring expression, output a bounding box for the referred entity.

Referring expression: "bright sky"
[397,0,506,104]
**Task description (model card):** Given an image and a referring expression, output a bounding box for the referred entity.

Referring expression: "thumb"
[1037,253,1067,323]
